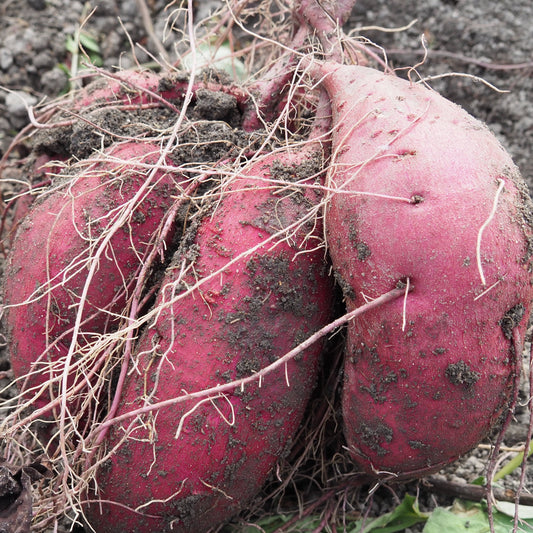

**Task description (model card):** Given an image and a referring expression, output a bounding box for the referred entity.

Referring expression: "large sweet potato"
[84,151,333,532]
[315,62,533,478]
[3,142,183,414]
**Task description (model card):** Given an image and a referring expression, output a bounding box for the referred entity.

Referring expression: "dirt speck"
[355,242,371,261]
[357,420,393,456]
[499,303,525,339]
[333,269,356,300]
[445,360,480,388]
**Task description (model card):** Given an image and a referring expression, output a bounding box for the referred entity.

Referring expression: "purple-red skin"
[316,62,533,479]
[6,153,65,244]
[72,69,181,110]
[5,70,185,238]
[85,152,333,533]
[3,142,182,413]
[71,69,248,114]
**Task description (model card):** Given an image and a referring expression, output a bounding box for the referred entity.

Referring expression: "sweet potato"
[3,142,183,414]
[315,62,533,478]
[85,151,333,532]
[3,70,182,240]
[73,69,177,111]
[71,69,247,115]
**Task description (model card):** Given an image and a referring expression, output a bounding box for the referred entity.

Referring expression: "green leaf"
[350,494,428,533]
[422,500,533,533]
[78,32,101,54]
[57,63,71,75]
[226,515,288,533]
[65,35,77,55]
[495,501,533,520]
[231,513,327,533]
[88,52,103,67]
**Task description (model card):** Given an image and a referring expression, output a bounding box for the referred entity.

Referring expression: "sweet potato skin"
[72,69,185,111]
[8,69,245,227]
[73,69,247,113]
[6,153,65,244]
[85,152,332,533]
[3,142,181,412]
[318,63,533,478]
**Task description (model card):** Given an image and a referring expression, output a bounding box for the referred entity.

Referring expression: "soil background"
[0,0,532,532]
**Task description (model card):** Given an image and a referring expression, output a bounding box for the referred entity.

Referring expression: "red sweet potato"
[3,142,183,414]
[3,70,183,241]
[315,62,533,478]
[71,68,248,114]
[84,151,333,532]
[72,69,185,112]
[6,68,248,230]
[5,153,65,244]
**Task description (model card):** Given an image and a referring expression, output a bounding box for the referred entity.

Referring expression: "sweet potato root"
[315,62,533,478]
[3,142,183,414]
[72,68,248,114]
[4,68,247,234]
[85,151,333,532]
